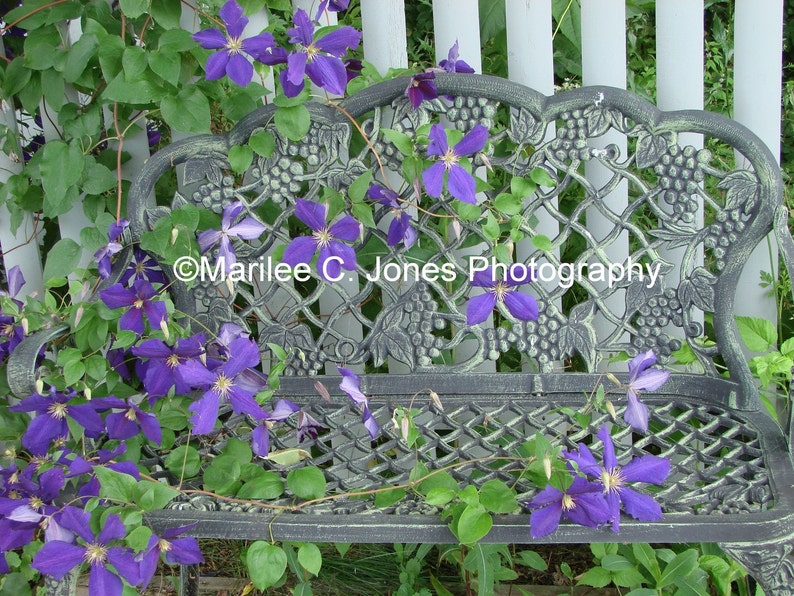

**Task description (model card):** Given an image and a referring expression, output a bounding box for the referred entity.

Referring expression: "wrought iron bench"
[12,73,794,594]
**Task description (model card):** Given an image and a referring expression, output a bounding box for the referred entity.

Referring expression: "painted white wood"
[733,0,783,324]
[581,0,629,365]
[361,0,408,73]
[432,0,482,73]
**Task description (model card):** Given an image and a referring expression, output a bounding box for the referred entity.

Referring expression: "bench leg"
[179,563,200,596]
[720,537,794,595]
[44,567,79,596]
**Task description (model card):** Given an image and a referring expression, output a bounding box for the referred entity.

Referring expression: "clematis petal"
[503,291,539,321]
[32,541,86,580]
[454,125,488,156]
[421,162,446,198]
[306,54,349,95]
[219,0,244,26]
[192,29,227,50]
[328,215,361,242]
[315,26,361,57]
[137,410,163,445]
[286,51,308,86]
[426,124,449,157]
[338,367,367,405]
[466,293,497,325]
[279,66,305,97]
[288,9,315,46]
[242,32,276,58]
[362,405,379,439]
[164,537,204,565]
[97,513,127,544]
[621,454,670,484]
[528,501,562,538]
[228,386,264,418]
[228,217,266,240]
[225,15,248,40]
[204,50,231,81]
[624,390,649,433]
[226,53,254,87]
[563,443,601,478]
[597,425,618,471]
[188,393,220,435]
[251,424,270,457]
[446,164,477,204]
[282,236,319,266]
[632,368,671,392]
[294,199,328,232]
[89,563,123,596]
[131,338,172,359]
[100,284,134,309]
[619,487,663,522]
[628,350,656,381]
[471,268,497,287]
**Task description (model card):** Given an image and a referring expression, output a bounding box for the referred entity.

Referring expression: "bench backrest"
[128,74,784,410]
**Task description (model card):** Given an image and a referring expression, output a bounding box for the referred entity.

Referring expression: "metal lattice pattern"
[154,391,771,518]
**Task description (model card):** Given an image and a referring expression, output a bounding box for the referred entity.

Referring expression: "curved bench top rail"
[127,73,786,410]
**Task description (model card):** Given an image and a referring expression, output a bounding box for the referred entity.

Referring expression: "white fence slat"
[361,0,408,73]
[432,0,482,73]
[733,0,783,323]
[581,0,629,364]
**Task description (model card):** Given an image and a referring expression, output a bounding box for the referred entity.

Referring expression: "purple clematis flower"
[338,367,379,439]
[297,410,325,442]
[32,510,141,595]
[197,201,266,274]
[136,525,204,590]
[282,199,360,283]
[4,470,75,544]
[251,399,300,457]
[192,0,278,86]
[94,397,162,445]
[93,219,129,280]
[181,337,267,434]
[64,445,140,500]
[423,123,488,204]
[100,279,168,336]
[1,264,26,302]
[624,350,670,432]
[564,425,671,532]
[438,40,475,74]
[525,474,611,538]
[9,388,104,455]
[405,71,438,108]
[317,0,350,15]
[279,9,361,97]
[466,266,538,325]
[367,184,417,248]
[131,335,205,398]
[120,247,166,286]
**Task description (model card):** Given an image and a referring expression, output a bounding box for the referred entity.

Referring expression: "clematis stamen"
[561,494,576,511]
[47,402,68,419]
[212,373,234,397]
[84,543,108,566]
[601,467,625,494]
[312,227,333,247]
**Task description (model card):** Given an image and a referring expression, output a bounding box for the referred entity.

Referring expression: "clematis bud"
[400,415,411,442]
[606,372,621,387]
[84,387,92,400]
[605,400,617,420]
[429,390,443,410]
[74,305,84,328]
[170,227,179,245]
[160,319,170,340]
[35,379,44,395]
[20,317,28,334]
[543,454,553,480]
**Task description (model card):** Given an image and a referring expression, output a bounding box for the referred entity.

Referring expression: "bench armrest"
[774,206,794,452]
[6,324,70,399]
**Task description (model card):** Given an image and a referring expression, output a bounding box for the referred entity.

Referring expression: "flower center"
[601,467,625,494]
[47,402,68,419]
[213,373,234,398]
[84,542,108,566]
[226,36,243,55]
[158,538,173,552]
[303,43,321,61]
[133,298,144,309]
[561,494,576,511]
[491,281,511,301]
[312,227,333,248]
[166,354,181,368]
[441,147,460,170]
[1,323,13,336]
[124,407,138,421]
[29,496,44,511]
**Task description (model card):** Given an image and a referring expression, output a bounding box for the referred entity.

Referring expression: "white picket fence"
[0,0,785,329]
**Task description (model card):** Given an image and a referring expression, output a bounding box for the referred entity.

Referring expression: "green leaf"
[274,104,311,141]
[351,201,376,230]
[247,542,287,590]
[478,479,517,514]
[374,487,406,508]
[530,167,557,187]
[455,504,493,544]
[161,87,211,133]
[287,467,326,500]
[82,160,117,195]
[159,29,197,52]
[493,192,523,216]
[601,554,635,572]
[611,567,648,588]
[249,131,276,157]
[120,0,149,18]
[43,239,83,286]
[236,472,285,499]
[204,456,242,494]
[736,315,777,352]
[531,234,553,252]
[164,445,202,478]
[148,51,181,84]
[482,212,500,241]
[577,566,612,588]
[632,542,660,580]
[510,176,537,198]
[424,487,457,507]
[382,129,415,156]
[95,466,138,503]
[223,438,253,466]
[349,171,373,203]
[151,0,182,29]
[228,145,254,174]
[479,0,506,41]
[103,73,163,104]
[63,34,99,83]
[136,481,181,511]
[515,550,548,571]
[3,57,32,96]
[125,526,153,553]
[40,141,85,218]
[122,46,148,81]
[658,549,700,588]
[297,543,322,576]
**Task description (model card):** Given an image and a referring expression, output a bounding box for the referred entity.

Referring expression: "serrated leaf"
[558,301,597,368]
[584,105,611,137]
[287,466,326,500]
[719,170,759,211]
[247,542,287,590]
[736,315,777,352]
[679,267,716,311]
[508,107,545,145]
[635,131,668,169]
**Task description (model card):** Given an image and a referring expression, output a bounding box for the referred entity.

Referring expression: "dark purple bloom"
[197,201,266,274]
[192,0,278,86]
[251,399,300,457]
[624,350,670,432]
[120,248,167,286]
[64,445,140,500]
[206,322,249,360]
[423,124,488,204]
[564,425,671,532]
[317,0,350,16]
[280,9,361,97]
[4,469,75,544]
[106,348,132,380]
[93,219,128,279]
[1,264,26,299]
[99,279,167,336]
[136,525,203,590]
[525,475,611,538]
[338,367,379,439]
[466,266,538,325]
[282,199,360,283]
[438,40,475,74]
[181,338,267,434]
[146,123,162,148]
[344,58,363,82]
[9,389,104,455]
[367,184,417,248]
[405,71,437,108]
[131,335,205,398]
[32,509,141,595]
[0,316,24,363]
[95,397,162,445]
[297,410,325,442]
